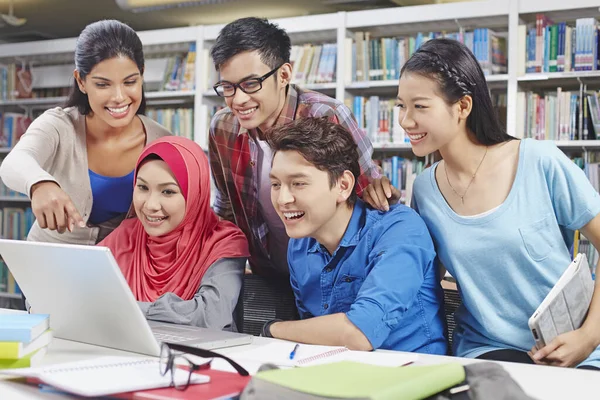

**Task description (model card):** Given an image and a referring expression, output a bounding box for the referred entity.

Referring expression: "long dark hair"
[401,38,514,145]
[66,19,146,115]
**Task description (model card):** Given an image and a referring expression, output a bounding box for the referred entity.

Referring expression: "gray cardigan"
[0,107,171,245]
[138,257,246,331]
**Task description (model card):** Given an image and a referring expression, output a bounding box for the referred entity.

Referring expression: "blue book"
[0,314,50,343]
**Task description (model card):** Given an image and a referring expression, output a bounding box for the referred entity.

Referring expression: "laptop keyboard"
[153,332,190,343]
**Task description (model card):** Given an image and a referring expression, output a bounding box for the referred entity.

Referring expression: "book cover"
[0,314,49,343]
[0,329,52,360]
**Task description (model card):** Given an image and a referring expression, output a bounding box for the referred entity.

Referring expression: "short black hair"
[65,19,146,115]
[267,117,360,207]
[210,17,291,71]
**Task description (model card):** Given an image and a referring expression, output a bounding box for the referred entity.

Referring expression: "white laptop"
[0,239,252,356]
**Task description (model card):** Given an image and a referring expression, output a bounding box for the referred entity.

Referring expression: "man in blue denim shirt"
[264,117,447,354]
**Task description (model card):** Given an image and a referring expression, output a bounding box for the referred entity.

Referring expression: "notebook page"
[307,349,418,367]
[229,342,347,367]
[1,356,209,397]
[229,342,418,368]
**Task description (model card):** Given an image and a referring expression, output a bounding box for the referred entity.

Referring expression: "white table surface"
[0,312,598,399]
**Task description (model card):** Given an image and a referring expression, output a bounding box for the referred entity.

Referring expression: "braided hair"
[400,38,514,146]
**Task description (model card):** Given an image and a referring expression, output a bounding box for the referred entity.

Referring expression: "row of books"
[376,156,427,207]
[351,28,507,82]
[290,43,337,85]
[145,107,194,140]
[0,112,31,148]
[0,107,194,150]
[160,43,196,92]
[351,96,404,145]
[0,182,27,199]
[525,15,599,73]
[519,89,600,141]
[0,44,196,101]
[0,207,34,297]
[0,313,51,369]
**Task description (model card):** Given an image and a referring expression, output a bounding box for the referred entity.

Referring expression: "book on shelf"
[160,43,197,92]
[350,96,406,145]
[350,28,507,83]
[521,15,600,74]
[0,112,32,148]
[518,88,599,140]
[376,156,426,207]
[0,206,35,297]
[1,43,196,102]
[291,43,337,86]
[145,108,194,140]
[0,182,28,200]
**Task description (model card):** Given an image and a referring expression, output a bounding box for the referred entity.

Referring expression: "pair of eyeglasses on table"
[159,342,250,391]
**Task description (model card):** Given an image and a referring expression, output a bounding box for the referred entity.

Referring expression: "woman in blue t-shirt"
[364,38,600,370]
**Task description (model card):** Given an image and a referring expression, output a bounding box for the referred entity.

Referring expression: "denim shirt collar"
[307,200,366,254]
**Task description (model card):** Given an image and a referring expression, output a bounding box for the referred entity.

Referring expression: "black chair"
[442,286,462,355]
[241,274,299,336]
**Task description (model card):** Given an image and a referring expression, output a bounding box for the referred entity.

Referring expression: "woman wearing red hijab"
[99,136,249,331]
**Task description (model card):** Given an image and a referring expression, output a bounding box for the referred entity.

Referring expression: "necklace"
[443,146,488,205]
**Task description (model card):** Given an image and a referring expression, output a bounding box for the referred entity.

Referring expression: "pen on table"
[289,344,300,360]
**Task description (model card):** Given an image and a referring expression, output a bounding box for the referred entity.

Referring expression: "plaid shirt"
[209,84,381,278]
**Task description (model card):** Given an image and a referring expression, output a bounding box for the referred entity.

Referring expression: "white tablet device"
[528,253,595,349]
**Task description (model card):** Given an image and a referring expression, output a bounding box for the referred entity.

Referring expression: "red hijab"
[99,136,249,302]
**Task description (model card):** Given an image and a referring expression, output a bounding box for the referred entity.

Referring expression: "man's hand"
[363,177,401,211]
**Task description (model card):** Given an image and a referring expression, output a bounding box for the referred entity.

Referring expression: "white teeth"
[238,107,256,115]
[107,105,129,113]
[145,215,166,222]
[409,133,426,140]
[283,212,305,220]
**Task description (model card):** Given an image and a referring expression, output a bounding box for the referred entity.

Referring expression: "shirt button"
[250,160,256,166]
[325,267,332,273]
[323,304,329,310]
[345,277,353,283]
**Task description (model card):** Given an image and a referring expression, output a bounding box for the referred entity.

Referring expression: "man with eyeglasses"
[208,17,380,287]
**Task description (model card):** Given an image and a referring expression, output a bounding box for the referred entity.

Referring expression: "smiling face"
[269,150,347,240]
[217,50,290,132]
[75,55,143,129]
[396,72,464,157]
[133,159,186,237]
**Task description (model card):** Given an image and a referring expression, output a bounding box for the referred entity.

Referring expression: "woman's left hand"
[528,328,598,368]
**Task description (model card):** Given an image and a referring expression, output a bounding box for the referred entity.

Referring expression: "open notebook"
[0,356,209,397]
[229,342,418,368]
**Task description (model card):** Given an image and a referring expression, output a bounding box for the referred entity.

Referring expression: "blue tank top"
[88,169,135,225]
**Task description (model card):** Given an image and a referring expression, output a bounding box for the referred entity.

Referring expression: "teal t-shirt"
[412,138,600,368]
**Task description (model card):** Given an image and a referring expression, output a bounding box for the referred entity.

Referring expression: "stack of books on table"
[0,313,52,369]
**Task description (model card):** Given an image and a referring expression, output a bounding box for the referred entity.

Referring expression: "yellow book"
[0,329,52,360]
[0,347,47,369]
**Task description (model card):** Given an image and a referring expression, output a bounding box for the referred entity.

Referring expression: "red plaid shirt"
[209,84,381,277]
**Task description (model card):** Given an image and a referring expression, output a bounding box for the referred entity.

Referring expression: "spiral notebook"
[0,356,210,397]
[230,342,418,368]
